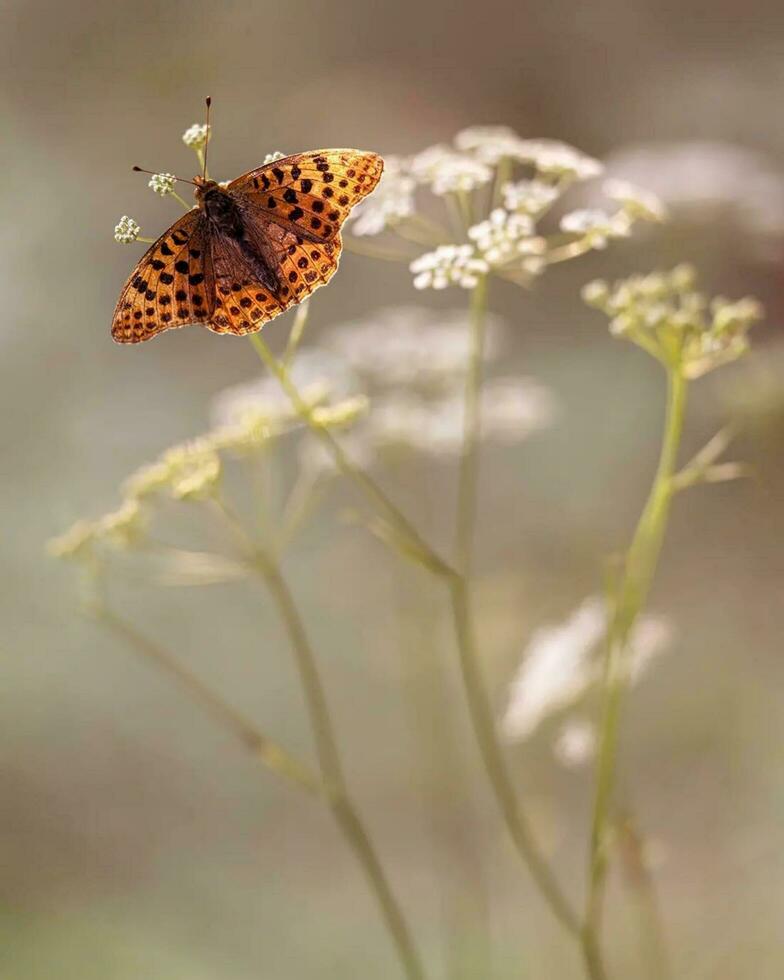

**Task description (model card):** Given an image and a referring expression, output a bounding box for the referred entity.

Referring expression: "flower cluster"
[346,124,664,291]
[583,265,764,377]
[114,215,141,244]
[147,172,177,197]
[501,597,673,757]
[181,122,210,149]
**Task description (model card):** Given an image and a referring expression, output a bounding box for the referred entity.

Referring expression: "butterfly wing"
[111,211,214,344]
[206,215,342,336]
[228,150,383,243]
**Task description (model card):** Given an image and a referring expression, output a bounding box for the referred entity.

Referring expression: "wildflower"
[560,208,632,249]
[454,125,526,164]
[349,157,416,236]
[583,267,764,377]
[148,172,177,197]
[501,597,672,741]
[323,307,505,390]
[47,519,96,561]
[502,179,561,216]
[414,151,493,196]
[95,498,145,549]
[182,122,210,149]
[603,179,667,223]
[210,350,360,430]
[162,439,221,501]
[468,208,546,268]
[553,719,597,768]
[311,395,369,428]
[516,140,604,180]
[262,151,286,164]
[481,377,558,440]
[207,408,271,455]
[410,244,488,290]
[123,460,173,500]
[114,215,141,244]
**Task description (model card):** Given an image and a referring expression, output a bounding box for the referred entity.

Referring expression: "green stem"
[93,606,320,795]
[449,276,581,937]
[583,368,688,979]
[250,548,426,980]
[247,333,453,578]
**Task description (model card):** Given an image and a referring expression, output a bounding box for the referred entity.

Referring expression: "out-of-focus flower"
[454,125,527,165]
[323,307,506,390]
[262,151,286,164]
[502,179,561,215]
[595,141,784,241]
[603,179,667,223]
[515,140,604,180]
[553,719,597,768]
[148,172,177,197]
[162,439,221,500]
[47,520,96,561]
[114,215,141,244]
[501,597,672,741]
[95,498,145,548]
[349,156,416,236]
[182,123,210,149]
[583,265,764,378]
[210,350,361,429]
[410,244,489,290]
[368,376,556,456]
[410,144,493,195]
[560,208,633,249]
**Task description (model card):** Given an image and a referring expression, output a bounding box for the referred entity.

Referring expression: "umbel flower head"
[583,265,764,377]
[114,215,140,244]
[345,124,666,292]
[181,122,210,149]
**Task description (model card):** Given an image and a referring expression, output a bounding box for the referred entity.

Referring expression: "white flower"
[410,244,488,290]
[262,151,286,165]
[455,125,526,165]
[148,172,177,197]
[468,208,545,269]
[553,719,597,768]
[323,307,505,389]
[410,144,493,195]
[210,350,361,430]
[515,140,604,180]
[603,179,667,222]
[560,208,632,248]
[501,597,673,741]
[481,377,558,440]
[349,157,416,236]
[367,376,556,455]
[182,123,210,149]
[114,215,141,244]
[502,179,561,215]
[502,598,606,741]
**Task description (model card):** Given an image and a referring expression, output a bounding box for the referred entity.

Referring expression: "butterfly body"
[112,150,383,344]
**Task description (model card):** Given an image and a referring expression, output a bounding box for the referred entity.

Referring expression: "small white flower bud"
[114,215,141,244]
[262,151,286,165]
[148,172,177,196]
[182,123,210,149]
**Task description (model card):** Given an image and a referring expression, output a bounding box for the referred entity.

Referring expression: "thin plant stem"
[249,547,426,980]
[207,494,425,980]
[93,605,320,795]
[582,367,688,979]
[283,299,311,369]
[448,275,581,936]
[247,301,581,938]
[247,332,453,578]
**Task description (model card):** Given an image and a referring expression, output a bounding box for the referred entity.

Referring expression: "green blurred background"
[3,0,784,977]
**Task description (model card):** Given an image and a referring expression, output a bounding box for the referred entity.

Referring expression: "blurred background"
[3,0,784,977]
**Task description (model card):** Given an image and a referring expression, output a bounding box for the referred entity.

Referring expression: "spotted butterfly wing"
[111,150,383,343]
[111,211,213,343]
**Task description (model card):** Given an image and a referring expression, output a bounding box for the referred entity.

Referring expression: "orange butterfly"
[112,125,383,344]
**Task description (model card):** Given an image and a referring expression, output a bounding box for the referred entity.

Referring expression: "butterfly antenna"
[202,96,212,180]
[132,166,198,187]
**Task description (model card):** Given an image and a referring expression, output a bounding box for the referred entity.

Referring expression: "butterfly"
[112,149,383,343]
